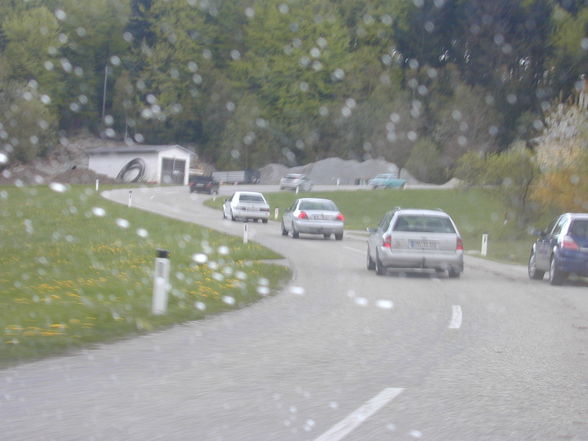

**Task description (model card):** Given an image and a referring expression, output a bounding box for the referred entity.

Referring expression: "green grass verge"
[0,185,290,367]
[207,187,548,265]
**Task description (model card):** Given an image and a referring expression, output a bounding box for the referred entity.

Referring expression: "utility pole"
[101,65,109,123]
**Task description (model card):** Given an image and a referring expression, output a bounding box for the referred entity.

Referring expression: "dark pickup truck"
[188,175,220,194]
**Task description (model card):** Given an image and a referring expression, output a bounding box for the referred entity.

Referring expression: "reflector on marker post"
[481,233,488,256]
[152,249,170,315]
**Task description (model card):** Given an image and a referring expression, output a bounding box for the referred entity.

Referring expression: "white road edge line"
[449,305,462,329]
[313,387,404,441]
[343,246,364,254]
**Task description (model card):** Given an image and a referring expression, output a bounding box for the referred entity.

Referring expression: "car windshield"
[239,194,265,203]
[3,1,588,440]
[393,215,456,234]
[299,200,337,211]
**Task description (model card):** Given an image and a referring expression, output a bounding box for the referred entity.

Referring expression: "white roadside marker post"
[274,208,279,220]
[481,233,488,257]
[243,223,249,244]
[128,190,133,208]
[152,249,170,315]
[95,179,99,192]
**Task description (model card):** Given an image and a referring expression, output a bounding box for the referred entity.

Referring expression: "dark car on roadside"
[188,175,220,194]
[528,213,588,285]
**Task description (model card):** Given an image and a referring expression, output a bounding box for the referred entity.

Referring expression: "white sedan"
[222,191,270,223]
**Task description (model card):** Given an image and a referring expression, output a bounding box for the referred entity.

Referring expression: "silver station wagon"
[281,198,344,240]
[367,208,464,277]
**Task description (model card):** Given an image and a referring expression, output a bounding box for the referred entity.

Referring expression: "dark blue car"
[528,213,588,285]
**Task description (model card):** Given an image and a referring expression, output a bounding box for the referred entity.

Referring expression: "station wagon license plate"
[409,239,438,249]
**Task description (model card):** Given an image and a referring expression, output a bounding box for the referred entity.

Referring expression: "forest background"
[0,0,587,217]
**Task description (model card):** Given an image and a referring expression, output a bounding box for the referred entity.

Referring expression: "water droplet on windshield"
[222,295,235,305]
[49,182,67,193]
[92,207,106,217]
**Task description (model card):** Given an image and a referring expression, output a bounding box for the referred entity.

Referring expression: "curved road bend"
[2,185,587,441]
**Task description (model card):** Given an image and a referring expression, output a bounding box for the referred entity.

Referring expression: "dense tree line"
[1,0,587,181]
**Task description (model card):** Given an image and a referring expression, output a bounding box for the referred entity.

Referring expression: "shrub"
[532,149,588,212]
[454,145,540,224]
[405,138,447,183]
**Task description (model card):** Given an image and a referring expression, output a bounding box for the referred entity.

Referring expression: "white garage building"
[87,145,193,185]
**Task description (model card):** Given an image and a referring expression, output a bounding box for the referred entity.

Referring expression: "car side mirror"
[530,228,545,237]
[366,227,377,233]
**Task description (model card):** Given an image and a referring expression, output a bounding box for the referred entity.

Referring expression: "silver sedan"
[281,198,344,240]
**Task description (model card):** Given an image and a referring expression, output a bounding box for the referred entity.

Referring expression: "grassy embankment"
[207,187,549,265]
[0,185,290,366]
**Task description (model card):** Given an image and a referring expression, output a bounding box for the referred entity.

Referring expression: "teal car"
[369,173,407,189]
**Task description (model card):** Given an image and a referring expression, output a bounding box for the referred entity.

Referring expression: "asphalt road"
[2,185,588,441]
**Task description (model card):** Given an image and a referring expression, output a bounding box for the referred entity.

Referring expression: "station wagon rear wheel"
[367,250,375,270]
[448,267,461,279]
[549,256,566,285]
[375,252,385,276]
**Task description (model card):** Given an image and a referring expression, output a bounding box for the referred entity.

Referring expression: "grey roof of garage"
[87,145,194,155]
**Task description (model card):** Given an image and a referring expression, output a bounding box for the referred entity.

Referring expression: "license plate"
[312,215,326,220]
[409,240,437,249]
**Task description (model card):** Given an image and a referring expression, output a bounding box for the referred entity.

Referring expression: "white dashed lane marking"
[313,388,404,441]
[449,305,462,329]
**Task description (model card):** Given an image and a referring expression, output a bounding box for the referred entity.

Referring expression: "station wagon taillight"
[562,236,579,250]
[383,235,392,248]
[298,211,308,219]
[456,238,464,251]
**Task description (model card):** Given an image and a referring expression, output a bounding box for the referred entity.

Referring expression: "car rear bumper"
[379,248,463,271]
[293,219,343,235]
[556,251,588,276]
[233,209,269,220]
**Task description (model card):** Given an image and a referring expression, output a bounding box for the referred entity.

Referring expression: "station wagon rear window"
[570,220,588,239]
[393,215,456,234]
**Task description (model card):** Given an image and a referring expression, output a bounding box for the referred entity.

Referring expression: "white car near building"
[222,191,270,223]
